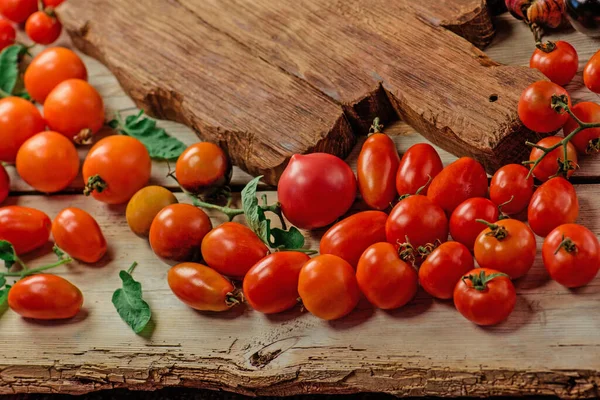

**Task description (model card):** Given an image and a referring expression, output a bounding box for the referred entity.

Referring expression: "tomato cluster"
[0,0,64,48]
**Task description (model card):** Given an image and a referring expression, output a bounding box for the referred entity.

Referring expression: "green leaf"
[270,226,305,250]
[241,176,269,244]
[0,45,25,95]
[112,268,151,334]
[0,285,11,307]
[0,241,17,269]
[0,276,5,288]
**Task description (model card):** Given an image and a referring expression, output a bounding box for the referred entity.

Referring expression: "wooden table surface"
[1,13,600,399]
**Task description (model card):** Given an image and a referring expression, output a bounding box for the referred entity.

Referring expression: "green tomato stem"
[2,257,73,278]
[462,270,509,291]
[127,262,138,275]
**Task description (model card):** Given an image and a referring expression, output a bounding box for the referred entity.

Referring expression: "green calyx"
[463,270,509,292]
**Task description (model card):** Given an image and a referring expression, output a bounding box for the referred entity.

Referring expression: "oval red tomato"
[175,142,232,197]
[52,207,107,264]
[396,143,443,196]
[0,0,37,23]
[357,133,399,210]
[528,177,579,237]
[0,96,46,163]
[529,136,577,181]
[419,241,474,300]
[489,164,534,215]
[518,81,570,133]
[0,17,15,51]
[449,198,499,251]
[530,41,578,86]
[563,102,600,154]
[584,50,600,94]
[0,164,9,204]
[0,206,51,255]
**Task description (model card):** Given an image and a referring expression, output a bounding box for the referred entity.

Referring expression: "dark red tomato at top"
[528,177,579,237]
[449,198,499,251]
[530,40,578,86]
[396,143,443,196]
[518,81,571,133]
[357,132,399,210]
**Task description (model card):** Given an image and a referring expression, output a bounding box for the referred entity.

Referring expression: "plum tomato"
[25,10,61,45]
[0,17,15,50]
[584,50,600,93]
[51,207,107,264]
[518,81,571,133]
[489,164,534,215]
[357,242,418,309]
[530,41,578,86]
[126,186,178,237]
[149,204,212,262]
[201,222,269,278]
[0,206,51,255]
[278,153,356,230]
[528,177,579,237]
[542,223,600,288]
[175,142,232,197]
[0,164,9,204]
[396,143,443,196]
[357,132,399,210]
[563,102,600,154]
[320,210,387,268]
[298,254,360,320]
[529,136,578,181]
[449,198,499,251]
[418,241,474,300]
[0,0,37,23]
[243,251,310,314]
[0,96,45,163]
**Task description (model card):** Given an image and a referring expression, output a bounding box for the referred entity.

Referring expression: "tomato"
[0,164,9,204]
[43,0,64,6]
[16,131,79,194]
[518,81,571,133]
[0,97,45,163]
[298,254,359,320]
[51,207,106,263]
[427,157,488,215]
[201,222,269,278]
[168,263,241,312]
[126,186,178,237]
[82,136,151,204]
[453,268,516,326]
[584,50,600,93]
[356,242,418,309]
[24,47,87,104]
[418,241,474,300]
[396,143,443,196]
[0,0,37,23]
[563,102,600,154]
[489,164,534,215]
[528,177,579,237]
[529,136,577,181]
[175,142,232,196]
[542,224,600,288]
[278,153,356,229]
[0,18,15,50]
[449,198,499,251]
[530,41,578,86]
[8,274,83,320]
[44,79,104,141]
[357,133,399,210]
[0,206,51,254]
[243,251,310,314]
[474,219,536,279]
[149,204,212,262]
[320,210,387,268]
[25,10,61,45]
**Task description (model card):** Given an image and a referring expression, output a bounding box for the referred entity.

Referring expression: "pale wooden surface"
[1,13,600,399]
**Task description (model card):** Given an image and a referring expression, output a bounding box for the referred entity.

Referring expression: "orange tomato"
[0,97,45,163]
[126,186,178,237]
[175,142,232,196]
[0,206,51,255]
[52,207,107,263]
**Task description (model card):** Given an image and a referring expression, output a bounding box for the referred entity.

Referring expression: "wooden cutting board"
[60,0,543,185]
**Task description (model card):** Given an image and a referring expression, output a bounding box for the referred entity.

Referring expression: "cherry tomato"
[0,0,37,23]
[8,274,83,320]
[530,41,578,86]
[24,47,87,104]
[357,242,418,309]
[201,222,269,278]
[82,136,151,204]
[474,219,536,279]
[357,133,399,210]
[563,102,600,154]
[529,136,578,181]
[518,81,571,133]
[449,198,499,251]
[126,186,178,237]
[149,204,212,262]
[278,153,356,229]
[298,254,359,320]
[453,268,516,326]
[25,11,61,45]
[0,164,9,204]
[528,177,579,237]
[0,206,51,255]
[427,157,488,215]
[396,143,443,196]
[16,131,79,194]
[0,18,15,50]
[419,241,474,300]
[176,142,232,196]
[542,223,600,288]
[320,210,387,268]
[243,251,310,314]
[44,79,104,141]
[0,97,45,163]
[489,164,534,215]
[168,263,241,312]
[584,50,600,93]
[51,207,106,263]
[43,0,64,6]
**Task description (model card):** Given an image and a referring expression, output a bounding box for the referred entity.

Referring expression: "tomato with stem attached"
[518,81,571,133]
[0,164,9,204]
[52,207,107,264]
[25,10,61,45]
[175,142,232,197]
[0,0,37,23]
[530,41,578,86]
[0,206,51,255]
[0,18,15,51]
[396,144,444,197]
[126,186,178,237]
[0,97,45,163]
[563,102,600,154]
[489,164,534,215]
[584,50,600,94]
[449,198,499,251]
[419,241,474,300]
[528,177,579,237]
[529,136,578,181]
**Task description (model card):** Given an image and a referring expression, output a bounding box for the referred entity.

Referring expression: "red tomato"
[0,0,37,23]
[449,198,499,251]
[278,153,356,229]
[530,41,578,86]
[44,0,64,6]
[474,219,536,279]
[453,268,516,326]
[427,157,488,215]
[25,11,61,45]
[24,47,87,104]
[51,207,107,263]
[357,133,399,210]
[201,222,269,278]
[489,164,534,215]
[584,50,600,94]
[16,131,80,194]
[243,251,310,314]
[356,242,418,309]
[8,274,83,320]
[396,143,443,196]
[0,206,51,255]
[298,254,359,320]
[528,177,579,237]
[419,241,474,300]
[529,136,577,181]
[0,18,15,50]
[82,136,151,204]
[0,164,9,204]
[542,224,600,288]
[320,210,387,268]
[518,81,570,133]
[175,142,232,196]
[0,97,45,163]
[563,102,600,154]
[149,204,212,262]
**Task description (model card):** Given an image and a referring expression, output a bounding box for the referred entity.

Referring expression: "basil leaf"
[0,241,17,269]
[241,176,269,244]
[0,45,24,95]
[112,267,151,334]
[270,226,305,250]
[0,285,11,308]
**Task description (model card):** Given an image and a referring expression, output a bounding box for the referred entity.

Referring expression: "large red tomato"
[419,241,474,300]
[529,41,578,86]
[449,198,499,251]
[357,133,399,210]
[0,206,51,255]
[396,143,443,196]
[0,0,37,23]
[489,164,534,215]
[528,177,579,237]
[563,102,600,154]
[518,81,570,133]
